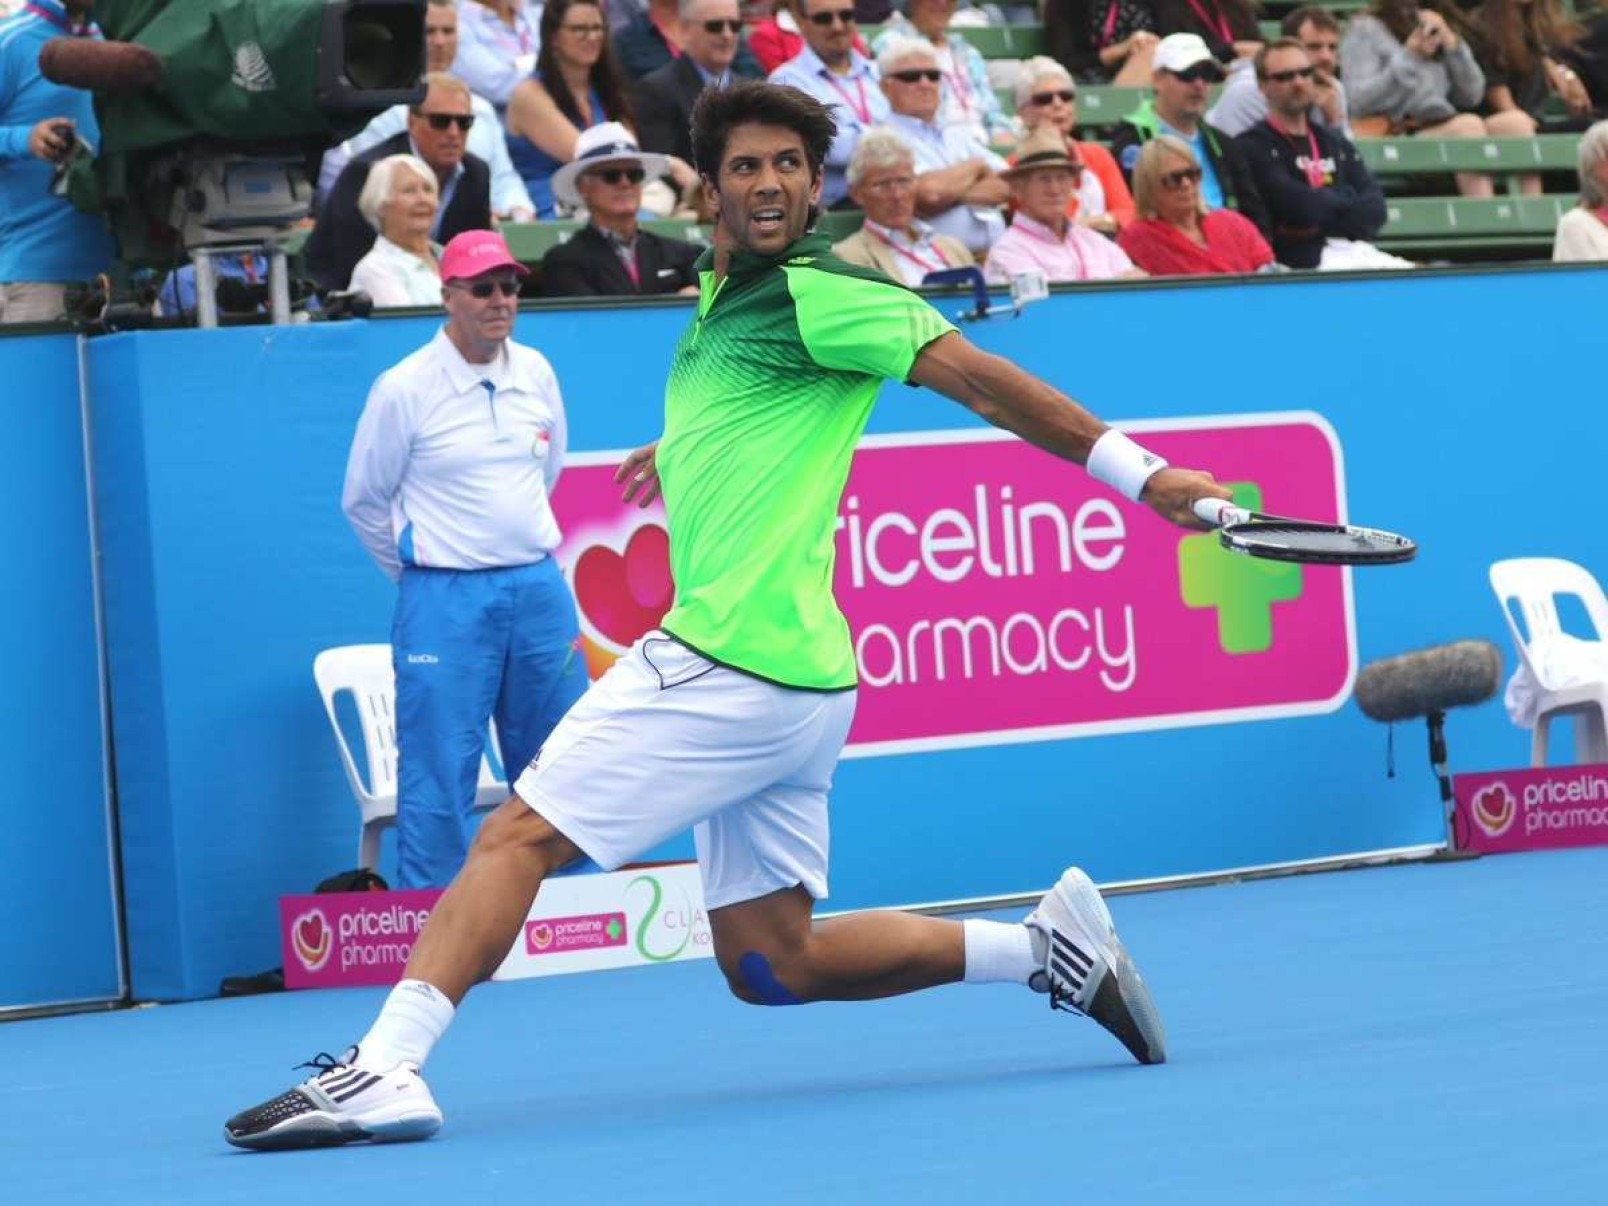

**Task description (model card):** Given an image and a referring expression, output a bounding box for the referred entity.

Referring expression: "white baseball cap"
[1153,33,1221,75]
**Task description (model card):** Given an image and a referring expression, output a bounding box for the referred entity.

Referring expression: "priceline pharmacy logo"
[1178,482,1304,655]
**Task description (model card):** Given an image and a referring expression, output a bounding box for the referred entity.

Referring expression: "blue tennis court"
[7,846,1606,1204]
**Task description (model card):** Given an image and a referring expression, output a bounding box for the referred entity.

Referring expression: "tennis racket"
[1192,498,1417,566]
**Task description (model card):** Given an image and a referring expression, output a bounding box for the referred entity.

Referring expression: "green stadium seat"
[501,220,582,264]
[813,209,867,241]
[955,24,1046,58]
[1376,194,1572,256]
[1073,85,1149,127]
[1356,133,1581,175]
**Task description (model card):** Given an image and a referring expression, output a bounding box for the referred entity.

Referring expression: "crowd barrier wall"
[0,333,122,1012]
[6,263,1600,1005]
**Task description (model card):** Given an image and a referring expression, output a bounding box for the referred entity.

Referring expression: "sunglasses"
[1170,65,1223,84]
[1265,66,1315,83]
[1029,88,1076,105]
[1159,166,1203,189]
[454,279,521,298]
[559,21,606,35]
[418,112,474,131]
[807,8,856,26]
[701,17,742,32]
[588,166,646,184]
[890,68,942,83]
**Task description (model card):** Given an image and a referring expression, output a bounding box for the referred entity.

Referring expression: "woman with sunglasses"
[1117,135,1273,274]
[349,154,446,307]
[507,0,646,217]
[1011,56,1135,233]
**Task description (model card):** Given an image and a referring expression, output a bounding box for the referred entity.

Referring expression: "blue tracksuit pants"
[393,558,589,888]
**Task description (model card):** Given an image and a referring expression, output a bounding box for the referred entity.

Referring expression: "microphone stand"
[1425,709,1480,862]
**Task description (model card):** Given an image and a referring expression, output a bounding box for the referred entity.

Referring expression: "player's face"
[710,123,822,256]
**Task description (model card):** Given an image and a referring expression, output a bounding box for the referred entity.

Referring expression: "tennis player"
[224,81,1231,1151]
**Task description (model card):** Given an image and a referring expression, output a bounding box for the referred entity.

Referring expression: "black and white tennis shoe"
[1025,867,1168,1065]
[223,1046,442,1151]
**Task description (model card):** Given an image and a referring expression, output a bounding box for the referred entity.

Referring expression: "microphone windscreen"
[1354,640,1504,723]
[39,38,164,92]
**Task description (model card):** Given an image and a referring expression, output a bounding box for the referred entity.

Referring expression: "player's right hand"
[616,441,661,507]
[1141,468,1231,530]
[28,118,73,163]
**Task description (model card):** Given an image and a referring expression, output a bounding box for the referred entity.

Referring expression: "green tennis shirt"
[655,233,956,690]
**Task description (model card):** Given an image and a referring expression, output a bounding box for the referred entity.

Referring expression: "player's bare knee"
[469,795,580,876]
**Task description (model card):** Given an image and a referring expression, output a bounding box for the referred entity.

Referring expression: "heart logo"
[572,523,673,654]
[1473,783,1515,838]
[527,921,554,952]
[293,909,331,972]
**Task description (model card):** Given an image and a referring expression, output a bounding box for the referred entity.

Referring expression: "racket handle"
[1193,497,1248,527]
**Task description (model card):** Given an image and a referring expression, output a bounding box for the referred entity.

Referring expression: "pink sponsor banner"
[280,889,441,989]
[555,413,1355,755]
[523,912,628,956]
[1453,764,1608,854]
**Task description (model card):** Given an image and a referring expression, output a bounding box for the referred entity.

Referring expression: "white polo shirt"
[342,327,568,581]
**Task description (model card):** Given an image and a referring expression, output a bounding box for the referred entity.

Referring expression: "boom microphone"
[1354,639,1503,724]
[38,38,165,92]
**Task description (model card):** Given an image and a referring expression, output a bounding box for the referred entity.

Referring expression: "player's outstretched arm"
[908,332,1228,529]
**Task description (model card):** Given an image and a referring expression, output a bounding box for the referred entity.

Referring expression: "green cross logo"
[605,916,623,942]
[1178,483,1304,654]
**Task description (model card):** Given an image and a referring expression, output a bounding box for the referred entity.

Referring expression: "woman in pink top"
[1118,135,1274,275]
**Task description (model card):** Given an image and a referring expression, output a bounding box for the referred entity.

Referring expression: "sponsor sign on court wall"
[280,862,712,990]
[1452,764,1608,854]
[556,413,1355,755]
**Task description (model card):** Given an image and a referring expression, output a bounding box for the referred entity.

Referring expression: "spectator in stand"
[350,155,447,306]
[1341,1,1517,196]
[768,0,890,207]
[1044,0,1160,86]
[322,0,535,221]
[617,0,764,77]
[540,123,703,296]
[1235,40,1411,270]
[880,36,1009,255]
[0,0,114,325]
[307,75,492,293]
[1158,0,1261,64]
[454,0,541,112]
[1553,118,1608,261]
[633,0,745,164]
[871,0,1017,147]
[1118,135,1274,274]
[507,0,656,217]
[1111,33,1270,235]
[1013,56,1135,233]
[985,126,1146,283]
[1471,0,1605,136]
[749,0,806,73]
[1209,5,1351,137]
[833,127,975,281]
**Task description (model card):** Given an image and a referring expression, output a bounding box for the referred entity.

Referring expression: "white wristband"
[1086,429,1167,502]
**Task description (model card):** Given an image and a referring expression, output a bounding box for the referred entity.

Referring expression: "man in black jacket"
[541,123,702,297]
[1109,33,1270,236]
[632,0,745,165]
[1234,40,1410,270]
[305,75,493,292]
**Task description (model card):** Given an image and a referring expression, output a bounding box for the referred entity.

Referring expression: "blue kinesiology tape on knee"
[738,952,802,1006]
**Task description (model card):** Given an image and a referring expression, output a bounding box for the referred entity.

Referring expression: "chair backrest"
[1489,558,1608,685]
[313,644,399,805]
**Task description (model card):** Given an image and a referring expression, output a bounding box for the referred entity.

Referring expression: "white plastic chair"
[1488,558,1608,766]
[313,644,509,871]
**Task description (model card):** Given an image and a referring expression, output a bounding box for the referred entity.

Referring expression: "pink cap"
[440,230,530,283]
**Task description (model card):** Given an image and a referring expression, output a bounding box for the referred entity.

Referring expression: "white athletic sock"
[962,919,1041,985]
[354,979,456,1070]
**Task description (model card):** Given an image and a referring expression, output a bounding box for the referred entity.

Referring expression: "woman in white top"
[1554,119,1608,262]
[349,154,445,307]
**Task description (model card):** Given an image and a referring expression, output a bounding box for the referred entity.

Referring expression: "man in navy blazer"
[305,76,493,292]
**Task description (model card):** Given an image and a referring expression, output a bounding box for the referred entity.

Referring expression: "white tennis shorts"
[512,632,857,910]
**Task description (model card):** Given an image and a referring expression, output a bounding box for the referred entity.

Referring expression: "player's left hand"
[1141,467,1231,530]
[616,441,661,507]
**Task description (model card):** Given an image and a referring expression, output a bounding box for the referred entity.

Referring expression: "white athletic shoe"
[223,1047,442,1151]
[1025,867,1168,1066]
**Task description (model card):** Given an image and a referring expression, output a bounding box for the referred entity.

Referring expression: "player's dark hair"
[690,81,838,183]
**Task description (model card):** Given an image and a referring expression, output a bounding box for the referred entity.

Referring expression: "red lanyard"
[823,72,872,124]
[1268,115,1326,188]
[1596,206,1608,226]
[868,224,949,277]
[1184,0,1236,47]
[25,2,97,35]
[1016,218,1088,279]
[650,11,682,58]
[1101,0,1120,46]
[935,44,973,117]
